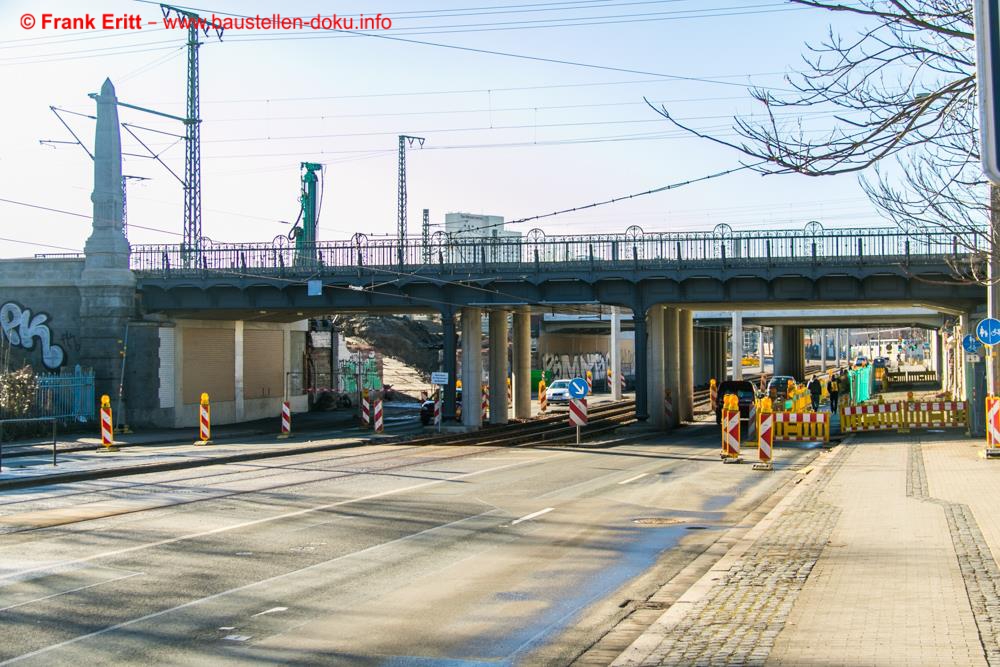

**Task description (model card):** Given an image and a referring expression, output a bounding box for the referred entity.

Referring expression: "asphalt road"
[0,424,820,665]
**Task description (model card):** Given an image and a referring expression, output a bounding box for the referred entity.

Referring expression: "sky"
[0,0,890,258]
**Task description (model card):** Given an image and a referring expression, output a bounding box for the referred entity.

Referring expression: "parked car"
[872,357,888,369]
[854,356,869,367]
[765,375,796,400]
[715,380,759,425]
[545,379,572,405]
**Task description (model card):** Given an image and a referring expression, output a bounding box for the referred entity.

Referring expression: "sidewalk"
[614,431,1000,666]
[0,408,421,491]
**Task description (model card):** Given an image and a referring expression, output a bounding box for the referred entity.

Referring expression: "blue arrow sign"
[964,334,983,354]
[977,318,1000,346]
[568,377,589,399]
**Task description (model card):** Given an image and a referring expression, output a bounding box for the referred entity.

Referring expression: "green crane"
[291,162,323,266]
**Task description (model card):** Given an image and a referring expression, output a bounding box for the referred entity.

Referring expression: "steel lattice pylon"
[183,18,201,255]
[397,134,425,265]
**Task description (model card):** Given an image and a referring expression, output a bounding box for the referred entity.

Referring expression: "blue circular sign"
[568,377,589,399]
[964,334,983,354]
[977,318,1000,346]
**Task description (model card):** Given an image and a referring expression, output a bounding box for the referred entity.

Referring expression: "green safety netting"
[848,365,872,403]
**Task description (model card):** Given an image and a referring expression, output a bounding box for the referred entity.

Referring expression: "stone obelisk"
[80,79,135,414]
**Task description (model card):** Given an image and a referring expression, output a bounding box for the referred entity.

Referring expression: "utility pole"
[397,134,425,265]
[989,183,1000,395]
[422,208,430,264]
[161,4,223,260]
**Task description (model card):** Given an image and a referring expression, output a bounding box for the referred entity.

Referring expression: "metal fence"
[0,365,94,424]
[129,224,986,277]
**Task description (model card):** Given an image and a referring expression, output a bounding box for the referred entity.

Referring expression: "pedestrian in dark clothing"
[828,376,840,412]
[807,375,822,411]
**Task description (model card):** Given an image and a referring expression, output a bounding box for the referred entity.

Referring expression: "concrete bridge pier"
[712,326,728,381]
[512,309,531,419]
[646,306,665,429]
[441,309,457,420]
[488,310,509,424]
[610,307,623,401]
[773,325,806,379]
[461,307,483,428]
[664,306,681,428]
[634,305,649,422]
[679,308,694,421]
[731,312,743,380]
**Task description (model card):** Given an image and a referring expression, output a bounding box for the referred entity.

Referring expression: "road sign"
[964,334,984,354]
[568,377,589,399]
[975,0,1000,184]
[568,398,588,426]
[977,318,1000,346]
[430,371,449,385]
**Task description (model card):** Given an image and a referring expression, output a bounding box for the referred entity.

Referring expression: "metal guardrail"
[129,224,985,276]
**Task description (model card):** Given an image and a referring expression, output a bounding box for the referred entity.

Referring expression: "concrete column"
[634,307,649,421]
[820,329,827,371]
[441,309,457,420]
[665,306,681,428]
[834,329,840,366]
[512,309,531,419]
[756,327,765,374]
[461,308,482,428]
[647,306,665,429]
[930,330,940,373]
[679,309,694,421]
[610,307,622,400]
[731,312,743,380]
[716,327,729,381]
[488,310,509,424]
[234,320,245,420]
[773,325,806,379]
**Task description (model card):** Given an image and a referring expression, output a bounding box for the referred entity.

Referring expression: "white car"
[545,379,572,404]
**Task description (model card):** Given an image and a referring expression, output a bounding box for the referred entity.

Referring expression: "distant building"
[444,212,522,263]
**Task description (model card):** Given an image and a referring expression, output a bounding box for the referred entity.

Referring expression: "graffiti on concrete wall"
[0,302,66,369]
[542,353,608,380]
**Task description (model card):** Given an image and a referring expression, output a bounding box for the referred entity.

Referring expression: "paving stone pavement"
[910,442,1000,666]
[613,446,850,667]
[615,433,1000,667]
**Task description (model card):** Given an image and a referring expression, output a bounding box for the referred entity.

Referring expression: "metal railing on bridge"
[129,223,985,277]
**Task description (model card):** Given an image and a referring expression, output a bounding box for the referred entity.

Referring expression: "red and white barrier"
[987,397,1000,451]
[482,385,489,422]
[361,390,370,428]
[721,405,740,460]
[100,394,115,450]
[373,397,384,433]
[569,398,588,426]
[196,392,211,445]
[756,409,774,470]
[279,401,291,438]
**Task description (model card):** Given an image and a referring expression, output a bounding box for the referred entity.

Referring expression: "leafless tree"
[649,0,990,277]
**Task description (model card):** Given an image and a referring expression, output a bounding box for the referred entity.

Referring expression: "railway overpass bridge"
[129,227,984,428]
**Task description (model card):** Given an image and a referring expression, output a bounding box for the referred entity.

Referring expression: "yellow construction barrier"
[840,402,902,432]
[774,411,830,443]
[900,400,969,434]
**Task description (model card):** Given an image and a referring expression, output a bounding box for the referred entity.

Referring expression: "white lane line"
[618,473,649,485]
[0,510,496,665]
[0,452,565,584]
[251,606,287,617]
[511,507,554,525]
[0,572,144,612]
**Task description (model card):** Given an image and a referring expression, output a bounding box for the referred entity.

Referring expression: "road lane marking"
[0,572,144,612]
[0,511,498,665]
[251,606,287,617]
[0,452,566,584]
[511,507,554,525]
[618,473,649,485]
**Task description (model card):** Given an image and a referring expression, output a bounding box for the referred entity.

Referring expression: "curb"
[611,441,845,666]
[0,435,384,491]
